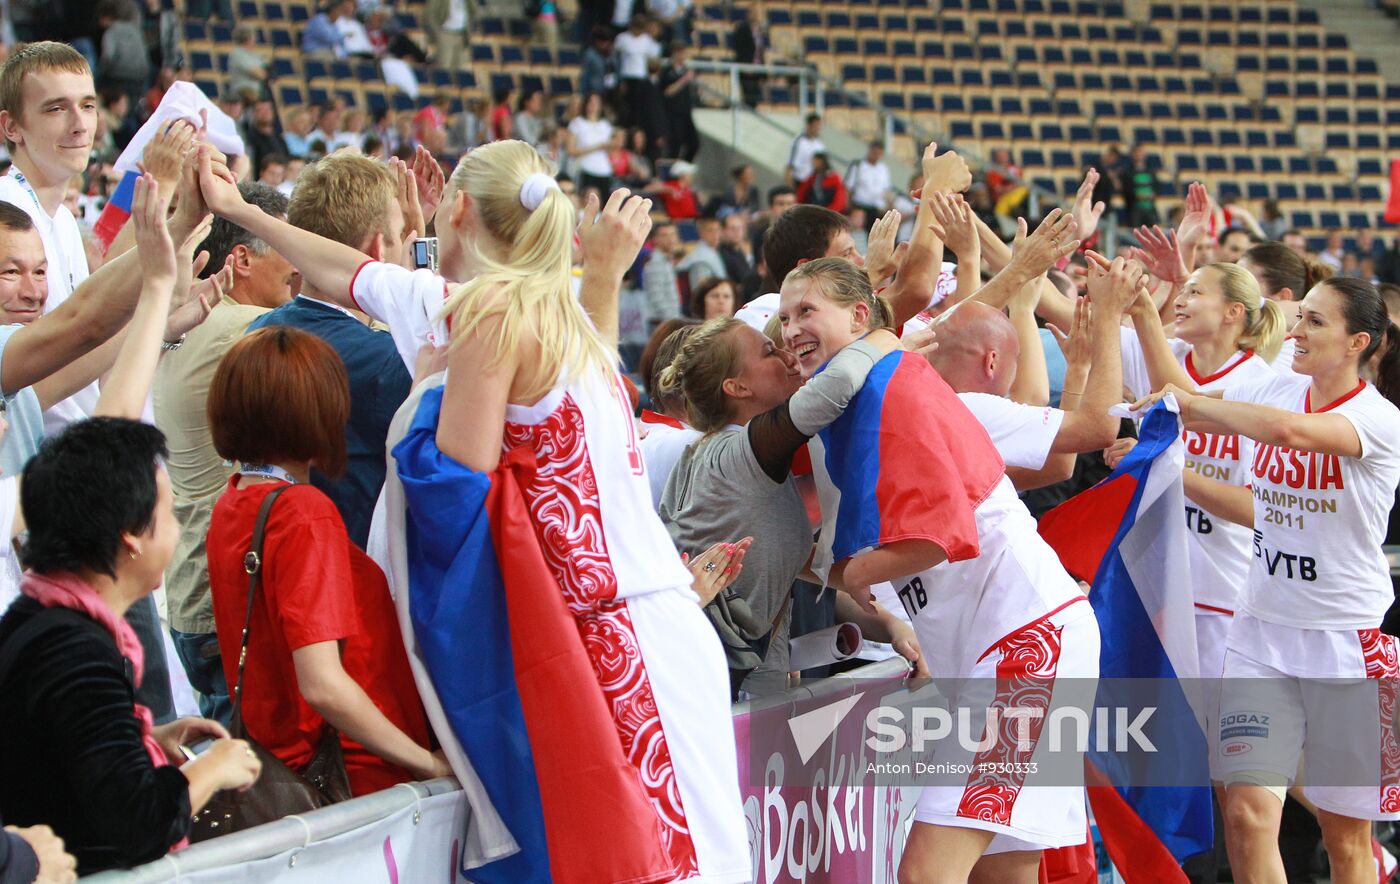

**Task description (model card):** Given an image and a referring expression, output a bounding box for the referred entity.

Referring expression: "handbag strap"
[228,484,292,727]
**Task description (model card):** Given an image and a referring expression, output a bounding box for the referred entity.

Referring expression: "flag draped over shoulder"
[807,350,1004,581]
[1039,403,1213,881]
[92,82,245,249]
[383,382,677,884]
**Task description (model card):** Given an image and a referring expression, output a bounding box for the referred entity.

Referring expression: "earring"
[130,550,140,560]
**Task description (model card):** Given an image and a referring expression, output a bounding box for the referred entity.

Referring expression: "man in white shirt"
[845,141,892,232]
[613,15,661,81]
[785,114,823,186]
[0,42,97,433]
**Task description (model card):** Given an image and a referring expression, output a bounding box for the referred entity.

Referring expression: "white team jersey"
[898,476,1086,669]
[1121,328,1276,611]
[504,365,693,607]
[0,172,98,432]
[957,392,1065,471]
[349,260,450,372]
[1224,374,1400,630]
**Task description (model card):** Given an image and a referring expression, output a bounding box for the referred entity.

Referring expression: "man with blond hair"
[245,152,412,548]
[0,42,100,430]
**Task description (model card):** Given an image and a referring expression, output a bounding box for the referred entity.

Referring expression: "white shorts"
[913,601,1098,853]
[1194,608,1231,780]
[590,588,751,882]
[1217,615,1400,821]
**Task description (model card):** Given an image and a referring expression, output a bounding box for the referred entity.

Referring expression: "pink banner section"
[733,667,917,884]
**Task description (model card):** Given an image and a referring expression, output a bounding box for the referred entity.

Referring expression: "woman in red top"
[206,327,447,796]
[489,87,517,142]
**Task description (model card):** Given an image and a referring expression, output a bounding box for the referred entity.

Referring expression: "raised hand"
[1071,168,1107,243]
[579,188,654,283]
[391,157,425,242]
[920,141,971,194]
[1085,253,1144,318]
[131,173,177,284]
[165,217,218,343]
[864,208,902,285]
[1131,225,1189,284]
[195,143,248,219]
[411,145,445,223]
[926,192,978,257]
[1175,180,1210,257]
[138,118,198,197]
[1048,294,1091,374]
[1009,208,1080,279]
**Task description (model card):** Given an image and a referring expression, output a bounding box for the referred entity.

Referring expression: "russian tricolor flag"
[383,385,679,884]
[1039,402,1214,881]
[807,350,1003,581]
[92,82,245,251]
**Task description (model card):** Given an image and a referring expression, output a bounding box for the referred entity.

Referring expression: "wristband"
[161,334,186,352]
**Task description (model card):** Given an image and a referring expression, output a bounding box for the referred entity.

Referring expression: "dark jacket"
[732,22,765,64]
[0,599,192,876]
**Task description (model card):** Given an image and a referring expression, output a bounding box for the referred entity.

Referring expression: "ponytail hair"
[785,257,895,332]
[1326,277,1400,409]
[440,140,614,402]
[655,317,748,433]
[1208,262,1285,363]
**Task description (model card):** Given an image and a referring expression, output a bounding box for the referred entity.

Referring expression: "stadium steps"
[1298,0,1400,84]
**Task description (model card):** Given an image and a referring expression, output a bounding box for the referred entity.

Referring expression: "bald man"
[924,260,1141,487]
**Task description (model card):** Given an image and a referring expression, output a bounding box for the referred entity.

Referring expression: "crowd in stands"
[0,1,1399,882]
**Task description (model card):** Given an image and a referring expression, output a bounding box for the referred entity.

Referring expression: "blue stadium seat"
[1275,182,1298,200]
[1333,184,1356,201]
[1218,129,1241,147]
[1246,182,1270,200]
[1360,184,1383,201]
[1357,133,1382,151]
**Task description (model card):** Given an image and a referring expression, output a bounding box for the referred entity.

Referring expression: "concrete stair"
[1297,0,1400,83]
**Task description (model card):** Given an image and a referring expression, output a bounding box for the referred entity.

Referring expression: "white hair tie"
[519,173,560,211]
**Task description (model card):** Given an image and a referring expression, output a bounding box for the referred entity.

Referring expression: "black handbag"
[190,485,353,841]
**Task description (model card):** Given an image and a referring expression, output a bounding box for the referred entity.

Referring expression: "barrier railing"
[85,657,915,883]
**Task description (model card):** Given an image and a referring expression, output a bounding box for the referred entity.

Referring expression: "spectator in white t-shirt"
[845,141,893,232]
[785,114,824,186]
[567,92,615,198]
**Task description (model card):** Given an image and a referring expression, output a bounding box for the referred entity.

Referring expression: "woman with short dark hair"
[0,419,261,874]
[206,326,446,795]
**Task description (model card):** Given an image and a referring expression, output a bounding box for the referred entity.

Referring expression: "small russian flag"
[92,82,245,251]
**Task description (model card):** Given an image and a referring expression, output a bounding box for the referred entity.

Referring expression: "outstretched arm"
[885,143,969,328]
[197,144,368,310]
[1135,384,1363,458]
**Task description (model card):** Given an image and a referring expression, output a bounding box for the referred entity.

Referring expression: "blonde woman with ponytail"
[197,142,751,881]
[1103,258,1285,787]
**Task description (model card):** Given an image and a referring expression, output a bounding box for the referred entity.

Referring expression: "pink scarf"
[20,571,169,771]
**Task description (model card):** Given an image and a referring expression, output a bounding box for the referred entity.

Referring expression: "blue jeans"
[125,595,176,724]
[170,628,231,728]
